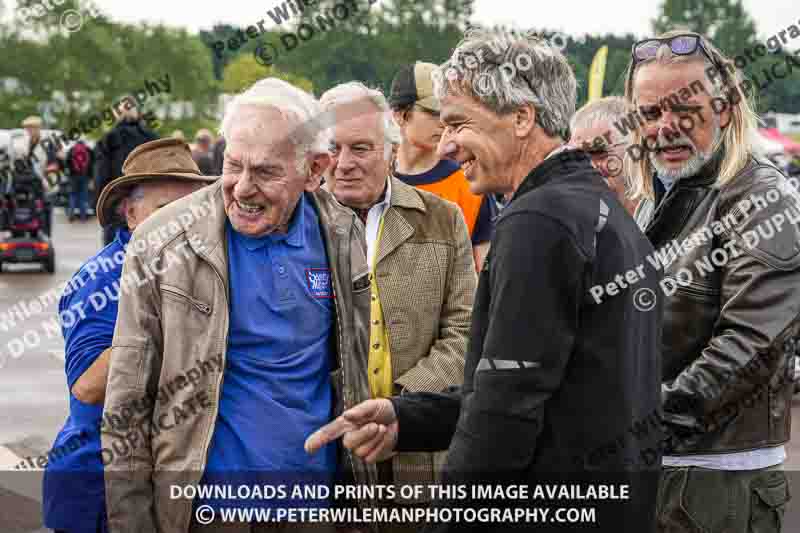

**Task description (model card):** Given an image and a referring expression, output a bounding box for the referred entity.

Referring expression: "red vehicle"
[0,166,55,273]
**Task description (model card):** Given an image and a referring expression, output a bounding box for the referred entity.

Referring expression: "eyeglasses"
[582,142,627,156]
[632,34,727,80]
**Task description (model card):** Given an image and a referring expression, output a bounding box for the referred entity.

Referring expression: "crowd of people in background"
[1,109,228,245]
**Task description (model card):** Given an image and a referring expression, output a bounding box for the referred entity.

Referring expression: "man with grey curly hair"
[307,29,662,532]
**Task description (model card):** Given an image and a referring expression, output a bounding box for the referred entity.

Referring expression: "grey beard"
[649,121,721,182]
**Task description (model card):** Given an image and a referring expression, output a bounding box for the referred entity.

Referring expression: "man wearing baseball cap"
[42,138,216,533]
[389,62,495,269]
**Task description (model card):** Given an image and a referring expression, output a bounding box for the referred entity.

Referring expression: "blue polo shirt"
[42,228,130,533]
[200,192,337,508]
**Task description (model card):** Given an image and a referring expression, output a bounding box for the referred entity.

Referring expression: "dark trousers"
[68,174,89,219]
[656,464,790,532]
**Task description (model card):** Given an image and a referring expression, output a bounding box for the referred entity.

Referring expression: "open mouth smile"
[236,200,265,214]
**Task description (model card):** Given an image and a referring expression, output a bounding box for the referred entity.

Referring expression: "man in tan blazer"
[320,82,476,524]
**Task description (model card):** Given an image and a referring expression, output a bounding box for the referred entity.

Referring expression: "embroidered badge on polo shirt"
[306,268,333,298]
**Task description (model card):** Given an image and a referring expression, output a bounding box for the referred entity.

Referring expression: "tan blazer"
[375,177,477,499]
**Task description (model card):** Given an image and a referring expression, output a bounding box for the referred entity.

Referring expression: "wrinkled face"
[329,101,391,209]
[125,180,203,231]
[222,105,327,238]
[437,92,518,195]
[571,120,628,179]
[397,105,443,152]
[633,60,728,181]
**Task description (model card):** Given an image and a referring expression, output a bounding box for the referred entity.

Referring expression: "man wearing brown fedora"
[42,138,216,533]
[101,78,371,533]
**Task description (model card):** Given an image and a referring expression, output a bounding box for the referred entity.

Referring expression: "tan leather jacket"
[101,181,375,532]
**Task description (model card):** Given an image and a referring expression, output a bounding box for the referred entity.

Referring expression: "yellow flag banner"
[588,45,609,102]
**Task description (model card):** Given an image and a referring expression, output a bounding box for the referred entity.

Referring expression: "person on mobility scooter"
[0,163,56,273]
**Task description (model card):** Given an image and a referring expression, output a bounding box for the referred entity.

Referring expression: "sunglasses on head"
[632,34,727,80]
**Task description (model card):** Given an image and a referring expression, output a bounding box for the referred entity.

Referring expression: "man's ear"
[514,103,537,138]
[120,198,138,230]
[304,152,332,192]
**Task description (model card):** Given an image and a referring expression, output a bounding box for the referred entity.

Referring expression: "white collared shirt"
[365,176,392,270]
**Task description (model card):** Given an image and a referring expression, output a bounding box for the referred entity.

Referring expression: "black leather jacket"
[636,154,800,455]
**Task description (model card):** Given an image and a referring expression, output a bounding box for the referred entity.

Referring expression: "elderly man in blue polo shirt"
[42,138,216,533]
[101,78,372,532]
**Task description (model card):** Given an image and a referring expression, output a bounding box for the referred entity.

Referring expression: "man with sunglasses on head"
[389,62,495,270]
[570,96,639,216]
[626,30,800,532]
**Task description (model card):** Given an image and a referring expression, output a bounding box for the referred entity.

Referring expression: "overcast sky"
[4,0,799,51]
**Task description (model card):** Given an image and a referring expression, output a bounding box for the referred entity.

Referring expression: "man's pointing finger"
[304,416,357,455]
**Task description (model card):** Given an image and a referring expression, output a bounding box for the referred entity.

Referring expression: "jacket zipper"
[671,280,715,298]
[333,216,358,481]
[194,256,229,475]
[646,182,680,234]
[160,285,212,315]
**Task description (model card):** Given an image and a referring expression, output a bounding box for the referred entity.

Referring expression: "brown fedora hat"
[97,137,218,227]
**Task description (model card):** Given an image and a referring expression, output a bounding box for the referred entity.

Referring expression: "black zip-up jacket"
[94,119,158,203]
[392,150,663,532]
[636,154,800,456]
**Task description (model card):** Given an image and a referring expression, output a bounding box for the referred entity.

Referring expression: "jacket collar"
[644,151,730,241]
[510,148,591,205]
[388,176,427,212]
[373,177,426,266]
[654,149,723,195]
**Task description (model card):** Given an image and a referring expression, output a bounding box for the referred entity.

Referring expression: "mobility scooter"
[0,163,55,273]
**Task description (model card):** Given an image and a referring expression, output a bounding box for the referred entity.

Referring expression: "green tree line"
[1,0,797,139]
